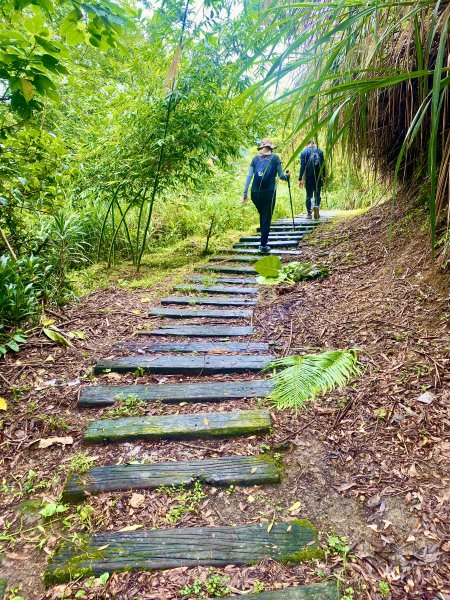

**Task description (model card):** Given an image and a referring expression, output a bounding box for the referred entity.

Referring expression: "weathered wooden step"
[259,225,315,231]
[84,408,271,443]
[222,249,302,257]
[209,255,259,263]
[79,379,273,407]
[189,275,257,284]
[196,265,257,275]
[94,355,272,375]
[140,325,255,337]
[234,241,299,248]
[221,582,340,599]
[161,296,257,306]
[111,340,269,353]
[239,235,303,242]
[175,284,257,295]
[62,455,280,502]
[148,308,253,319]
[46,520,321,584]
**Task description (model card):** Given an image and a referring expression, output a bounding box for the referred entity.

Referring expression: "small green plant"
[75,572,110,597]
[378,581,390,598]
[65,452,96,475]
[341,588,355,600]
[159,481,206,524]
[134,366,145,377]
[252,580,265,593]
[180,570,230,598]
[6,585,25,600]
[105,394,146,418]
[253,255,329,286]
[39,501,69,518]
[37,414,70,432]
[264,350,362,410]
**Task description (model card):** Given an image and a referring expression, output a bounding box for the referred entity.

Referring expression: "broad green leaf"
[256,273,287,285]
[20,79,36,102]
[43,328,73,347]
[6,340,20,352]
[253,255,282,278]
[65,25,86,46]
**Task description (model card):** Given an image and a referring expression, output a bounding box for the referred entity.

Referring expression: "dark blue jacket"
[299,146,326,181]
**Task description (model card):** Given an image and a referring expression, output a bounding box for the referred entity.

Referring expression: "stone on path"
[94,354,273,375]
[62,455,280,501]
[84,408,272,443]
[46,521,322,584]
[140,325,255,337]
[79,379,273,407]
[148,307,253,319]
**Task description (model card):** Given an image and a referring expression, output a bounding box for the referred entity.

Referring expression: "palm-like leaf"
[264,350,362,410]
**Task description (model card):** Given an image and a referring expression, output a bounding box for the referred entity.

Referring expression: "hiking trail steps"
[48,214,338,596]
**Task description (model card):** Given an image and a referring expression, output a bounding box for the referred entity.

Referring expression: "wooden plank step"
[189,275,256,284]
[209,255,258,263]
[175,284,257,295]
[196,265,257,275]
[94,355,272,375]
[79,379,273,407]
[84,408,272,443]
[111,340,269,353]
[234,241,299,248]
[148,308,253,319]
[239,235,303,242]
[45,520,321,583]
[62,455,280,502]
[161,296,257,306]
[260,225,315,231]
[221,583,340,599]
[222,249,302,257]
[140,325,255,337]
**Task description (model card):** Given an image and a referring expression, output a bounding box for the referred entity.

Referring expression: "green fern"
[264,350,362,410]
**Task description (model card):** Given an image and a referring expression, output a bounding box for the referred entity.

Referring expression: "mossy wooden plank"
[189,275,257,284]
[175,284,257,295]
[161,296,257,306]
[148,308,253,319]
[258,226,314,231]
[83,409,271,443]
[94,355,272,375]
[209,255,260,263]
[234,241,299,249]
[46,521,322,584]
[140,325,255,337]
[219,582,340,599]
[240,235,303,242]
[196,265,257,275]
[62,455,280,501]
[79,379,273,407]
[221,249,302,257]
[111,341,268,353]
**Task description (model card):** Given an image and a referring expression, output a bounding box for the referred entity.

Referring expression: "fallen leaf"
[43,327,73,347]
[140,298,152,303]
[132,309,141,315]
[119,524,143,532]
[416,391,435,404]
[0,397,7,411]
[7,552,29,560]
[247,495,255,504]
[203,418,209,425]
[41,316,55,327]
[373,407,387,419]
[130,492,145,509]
[35,436,74,449]
[288,501,302,513]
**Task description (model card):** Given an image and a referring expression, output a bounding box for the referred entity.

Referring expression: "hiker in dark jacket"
[243,138,290,253]
[298,140,326,219]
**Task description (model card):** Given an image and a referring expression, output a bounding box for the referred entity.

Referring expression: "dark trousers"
[251,189,276,247]
[305,179,322,214]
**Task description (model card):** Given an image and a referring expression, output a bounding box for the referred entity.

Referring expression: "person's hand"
[242,195,248,205]
[298,180,304,188]
[285,169,290,179]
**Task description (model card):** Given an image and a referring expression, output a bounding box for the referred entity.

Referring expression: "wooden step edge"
[45,520,322,585]
[218,582,340,599]
[61,455,281,502]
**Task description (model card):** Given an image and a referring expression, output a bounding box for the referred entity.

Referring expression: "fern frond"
[264,350,362,410]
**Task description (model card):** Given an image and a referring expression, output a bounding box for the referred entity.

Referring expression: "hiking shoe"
[306,213,312,220]
[313,205,320,220]
[259,245,271,253]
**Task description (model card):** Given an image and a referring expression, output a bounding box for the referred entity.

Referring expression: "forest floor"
[0,202,449,600]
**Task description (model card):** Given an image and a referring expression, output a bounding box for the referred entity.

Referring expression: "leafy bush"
[253,255,329,285]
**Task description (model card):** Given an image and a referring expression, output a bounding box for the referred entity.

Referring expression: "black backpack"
[305,147,321,177]
[253,155,277,189]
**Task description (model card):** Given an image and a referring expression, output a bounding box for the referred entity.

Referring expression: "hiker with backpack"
[298,140,326,219]
[242,138,290,253]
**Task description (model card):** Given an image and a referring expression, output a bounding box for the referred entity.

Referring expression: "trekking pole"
[287,174,295,230]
